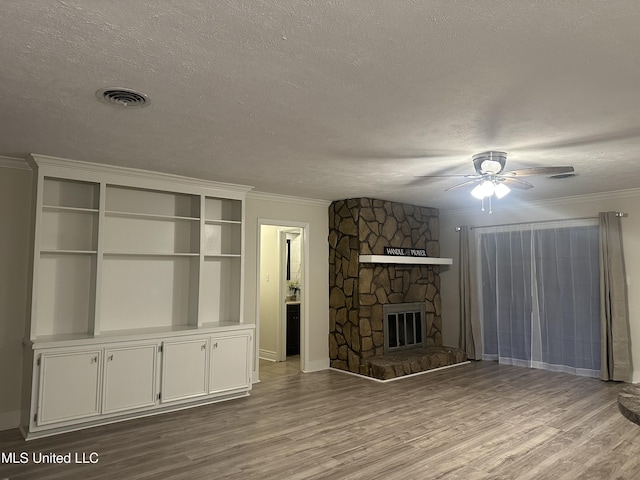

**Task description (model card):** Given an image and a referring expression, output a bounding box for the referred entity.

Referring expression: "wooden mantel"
[358,255,453,265]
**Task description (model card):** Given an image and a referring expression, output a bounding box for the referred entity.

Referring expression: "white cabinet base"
[162,338,209,403]
[36,350,102,426]
[22,324,253,440]
[103,344,158,414]
[210,334,251,394]
[23,390,249,441]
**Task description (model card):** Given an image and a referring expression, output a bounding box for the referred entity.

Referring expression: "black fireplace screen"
[384,303,426,352]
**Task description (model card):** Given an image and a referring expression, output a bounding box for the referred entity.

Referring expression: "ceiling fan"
[416,151,574,213]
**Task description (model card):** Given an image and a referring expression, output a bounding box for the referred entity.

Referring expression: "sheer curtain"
[477,219,601,378]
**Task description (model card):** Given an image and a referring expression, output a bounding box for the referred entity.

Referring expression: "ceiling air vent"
[96,87,150,108]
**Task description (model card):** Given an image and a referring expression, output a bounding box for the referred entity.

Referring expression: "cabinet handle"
[91,356,98,363]
[213,342,218,349]
[108,354,114,361]
[202,343,206,350]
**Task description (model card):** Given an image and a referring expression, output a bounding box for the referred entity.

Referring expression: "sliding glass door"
[477,220,600,377]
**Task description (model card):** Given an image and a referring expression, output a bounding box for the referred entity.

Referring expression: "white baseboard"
[632,370,640,384]
[330,361,470,383]
[259,349,277,362]
[303,357,330,373]
[0,409,21,431]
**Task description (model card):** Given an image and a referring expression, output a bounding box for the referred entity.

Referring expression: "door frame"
[256,219,309,374]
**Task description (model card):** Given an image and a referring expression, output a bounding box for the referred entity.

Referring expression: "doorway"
[257,220,307,378]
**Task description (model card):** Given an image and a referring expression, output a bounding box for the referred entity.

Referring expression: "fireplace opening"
[383,302,427,353]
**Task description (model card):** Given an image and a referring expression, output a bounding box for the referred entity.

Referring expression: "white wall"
[0,163,32,430]
[439,189,640,382]
[245,193,330,372]
[259,225,281,359]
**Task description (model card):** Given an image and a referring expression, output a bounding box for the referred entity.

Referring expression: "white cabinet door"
[103,344,158,414]
[161,338,209,402]
[37,350,102,426]
[209,334,251,394]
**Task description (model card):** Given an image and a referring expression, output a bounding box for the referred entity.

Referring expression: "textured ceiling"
[1,1,640,210]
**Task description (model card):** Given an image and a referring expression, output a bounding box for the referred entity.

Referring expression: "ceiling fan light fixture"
[472,151,507,175]
[470,179,510,200]
[481,159,502,174]
[480,180,495,197]
[434,150,573,213]
[471,183,485,199]
[494,182,511,199]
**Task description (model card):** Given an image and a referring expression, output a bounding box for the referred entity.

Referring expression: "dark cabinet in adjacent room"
[286,303,300,356]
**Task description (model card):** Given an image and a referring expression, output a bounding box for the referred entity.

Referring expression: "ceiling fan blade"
[502,166,574,177]
[414,174,480,178]
[500,177,534,190]
[444,179,482,191]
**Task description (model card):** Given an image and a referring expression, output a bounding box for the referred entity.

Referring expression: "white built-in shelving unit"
[21,154,254,439]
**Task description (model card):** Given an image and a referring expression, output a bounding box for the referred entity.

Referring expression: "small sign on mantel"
[384,247,427,257]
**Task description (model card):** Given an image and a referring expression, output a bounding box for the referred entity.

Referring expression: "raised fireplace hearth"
[363,346,467,380]
[329,198,466,378]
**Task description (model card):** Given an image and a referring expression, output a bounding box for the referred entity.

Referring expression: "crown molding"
[0,156,30,170]
[29,154,253,194]
[441,188,640,217]
[531,188,640,206]
[247,191,331,207]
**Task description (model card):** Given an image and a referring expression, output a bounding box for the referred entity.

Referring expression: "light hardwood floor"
[1,361,639,480]
[258,355,302,382]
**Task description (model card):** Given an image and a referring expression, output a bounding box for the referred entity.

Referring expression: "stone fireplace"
[329,198,465,380]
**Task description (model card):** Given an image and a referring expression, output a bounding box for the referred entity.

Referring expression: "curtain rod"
[455,212,628,231]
